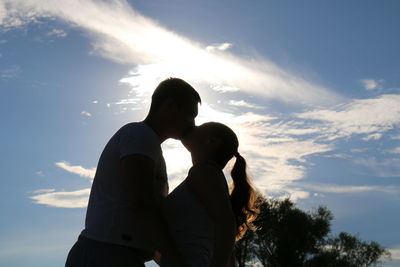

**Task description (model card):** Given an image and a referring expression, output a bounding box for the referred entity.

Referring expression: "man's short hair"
[149,78,201,114]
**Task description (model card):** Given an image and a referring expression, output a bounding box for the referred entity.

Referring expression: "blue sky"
[0,1,399,266]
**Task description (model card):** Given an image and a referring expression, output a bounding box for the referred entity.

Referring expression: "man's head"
[148,78,201,140]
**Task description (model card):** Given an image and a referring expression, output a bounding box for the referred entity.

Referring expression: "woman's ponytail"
[201,122,259,239]
[230,152,259,240]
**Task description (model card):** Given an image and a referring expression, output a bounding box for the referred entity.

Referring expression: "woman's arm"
[187,164,236,267]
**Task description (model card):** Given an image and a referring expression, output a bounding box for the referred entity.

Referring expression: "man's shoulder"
[119,121,141,131]
[117,122,148,138]
[117,121,162,161]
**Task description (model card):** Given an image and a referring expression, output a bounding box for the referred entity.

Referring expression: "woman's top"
[162,163,228,267]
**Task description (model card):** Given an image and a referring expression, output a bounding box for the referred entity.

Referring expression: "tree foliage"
[235,197,391,267]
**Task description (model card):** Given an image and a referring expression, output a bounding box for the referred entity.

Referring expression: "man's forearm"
[134,200,185,267]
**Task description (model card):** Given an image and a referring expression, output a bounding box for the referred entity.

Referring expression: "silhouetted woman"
[159,122,259,267]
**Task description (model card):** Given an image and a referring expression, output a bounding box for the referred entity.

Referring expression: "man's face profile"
[173,97,198,140]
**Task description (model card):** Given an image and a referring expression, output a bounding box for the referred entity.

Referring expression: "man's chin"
[181,139,191,150]
[181,127,195,140]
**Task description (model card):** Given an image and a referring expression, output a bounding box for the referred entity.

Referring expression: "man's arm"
[120,154,184,267]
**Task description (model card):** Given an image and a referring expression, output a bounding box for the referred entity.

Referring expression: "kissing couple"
[66,78,259,267]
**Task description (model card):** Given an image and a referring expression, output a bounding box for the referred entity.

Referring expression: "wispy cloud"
[354,157,400,178]
[206,42,232,52]
[47,28,67,38]
[30,188,90,208]
[0,1,39,28]
[295,94,400,140]
[228,100,264,109]
[391,135,400,140]
[35,171,44,177]
[387,147,400,154]
[31,188,55,194]
[32,90,400,208]
[55,161,95,179]
[299,183,400,195]
[362,133,382,141]
[0,65,20,79]
[7,0,398,206]
[0,0,341,105]
[388,247,400,260]
[162,104,334,200]
[30,162,94,208]
[80,111,92,117]
[360,78,384,91]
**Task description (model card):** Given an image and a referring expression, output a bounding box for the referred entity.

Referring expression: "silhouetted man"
[66,78,201,267]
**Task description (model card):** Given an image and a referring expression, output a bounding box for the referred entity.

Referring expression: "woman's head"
[182,122,238,168]
[183,121,259,240]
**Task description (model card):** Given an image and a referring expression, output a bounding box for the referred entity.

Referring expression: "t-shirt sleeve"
[118,125,160,162]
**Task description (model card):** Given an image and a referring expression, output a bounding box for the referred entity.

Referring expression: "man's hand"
[153,251,162,266]
[120,154,185,267]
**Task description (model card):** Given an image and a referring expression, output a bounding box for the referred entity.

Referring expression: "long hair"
[230,153,259,240]
[202,122,259,240]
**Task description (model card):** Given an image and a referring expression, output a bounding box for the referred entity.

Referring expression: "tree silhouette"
[235,197,391,267]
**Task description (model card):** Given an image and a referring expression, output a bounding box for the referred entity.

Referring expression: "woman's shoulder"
[187,162,228,192]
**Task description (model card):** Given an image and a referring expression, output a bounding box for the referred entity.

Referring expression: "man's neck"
[143,116,168,143]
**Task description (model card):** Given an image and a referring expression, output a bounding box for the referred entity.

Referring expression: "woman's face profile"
[181,124,209,153]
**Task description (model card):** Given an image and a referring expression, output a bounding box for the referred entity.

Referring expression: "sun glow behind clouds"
[1,0,341,105]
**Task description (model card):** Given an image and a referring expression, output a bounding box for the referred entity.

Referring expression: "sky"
[0,0,399,266]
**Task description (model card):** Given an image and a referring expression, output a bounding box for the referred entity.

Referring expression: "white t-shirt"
[81,122,168,251]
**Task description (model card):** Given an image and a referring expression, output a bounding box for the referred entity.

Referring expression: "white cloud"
[80,111,92,117]
[30,162,94,207]
[280,188,310,202]
[299,183,400,194]
[35,171,44,176]
[350,148,367,153]
[0,64,20,79]
[0,0,341,105]
[360,79,384,90]
[47,28,67,38]
[388,247,400,260]
[362,133,382,141]
[144,103,334,200]
[55,161,95,179]
[228,100,264,109]
[114,98,141,105]
[188,104,334,198]
[296,94,400,140]
[354,157,400,178]
[31,188,55,194]
[322,153,350,159]
[30,188,90,208]
[35,92,400,208]
[0,1,40,28]
[212,85,240,93]
[34,94,400,207]
[387,147,400,154]
[206,42,232,52]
